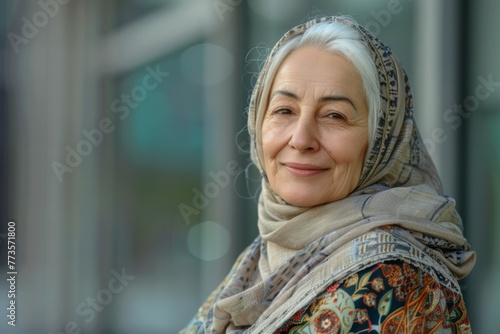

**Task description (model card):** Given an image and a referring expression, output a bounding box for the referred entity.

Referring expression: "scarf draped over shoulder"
[183,16,475,334]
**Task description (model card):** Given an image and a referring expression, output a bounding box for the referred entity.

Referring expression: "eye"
[326,112,346,120]
[272,108,293,115]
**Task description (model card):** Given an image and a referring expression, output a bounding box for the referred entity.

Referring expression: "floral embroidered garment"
[277,260,470,333]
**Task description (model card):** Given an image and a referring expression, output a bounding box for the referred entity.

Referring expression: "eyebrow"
[271,90,358,111]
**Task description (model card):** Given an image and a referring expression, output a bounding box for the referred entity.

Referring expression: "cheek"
[261,122,281,171]
[324,131,368,167]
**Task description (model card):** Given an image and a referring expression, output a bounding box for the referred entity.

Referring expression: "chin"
[271,179,350,207]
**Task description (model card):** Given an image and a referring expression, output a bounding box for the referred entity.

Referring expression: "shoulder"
[277,260,471,333]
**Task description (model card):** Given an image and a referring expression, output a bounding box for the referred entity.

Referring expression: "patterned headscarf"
[182,16,475,334]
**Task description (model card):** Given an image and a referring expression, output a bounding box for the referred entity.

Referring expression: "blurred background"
[0,0,498,333]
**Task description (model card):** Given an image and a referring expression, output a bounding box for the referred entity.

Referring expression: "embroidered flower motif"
[356,309,369,324]
[382,263,419,301]
[314,310,340,334]
[363,292,377,307]
[371,277,385,292]
[402,262,419,288]
[326,281,340,294]
[382,264,403,287]
[291,309,303,322]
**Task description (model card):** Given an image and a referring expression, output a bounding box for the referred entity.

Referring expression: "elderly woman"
[181,16,476,333]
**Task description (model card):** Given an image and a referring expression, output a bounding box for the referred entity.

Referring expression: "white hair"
[257,21,380,146]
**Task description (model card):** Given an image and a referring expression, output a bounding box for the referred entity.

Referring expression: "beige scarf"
[181,16,475,334]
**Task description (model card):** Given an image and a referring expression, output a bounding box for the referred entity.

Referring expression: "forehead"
[272,46,363,89]
[269,46,367,106]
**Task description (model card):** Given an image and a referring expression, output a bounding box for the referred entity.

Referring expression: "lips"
[283,163,328,177]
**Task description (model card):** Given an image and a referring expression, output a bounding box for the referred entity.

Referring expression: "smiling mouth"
[283,163,328,177]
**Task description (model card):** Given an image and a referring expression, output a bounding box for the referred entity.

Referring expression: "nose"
[288,116,319,152]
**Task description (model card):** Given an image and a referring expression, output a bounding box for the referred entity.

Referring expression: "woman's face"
[262,46,369,207]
